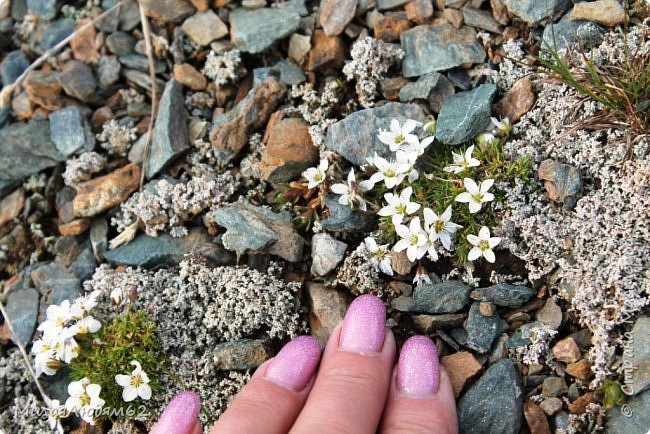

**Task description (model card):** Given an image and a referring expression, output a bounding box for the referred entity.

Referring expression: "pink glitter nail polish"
[339,294,386,354]
[264,335,321,391]
[150,391,201,434]
[397,336,440,398]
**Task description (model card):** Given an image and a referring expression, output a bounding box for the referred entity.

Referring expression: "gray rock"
[436,84,496,145]
[97,55,121,87]
[378,0,410,9]
[542,377,568,397]
[320,0,357,36]
[213,199,304,262]
[277,0,309,16]
[412,313,467,332]
[507,321,545,349]
[465,301,502,353]
[275,59,306,85]
[623,316,650,396]
[543,11,604,51]
[6,288,40,345]
[462,6,502,33]
[11,0,27,20]
[391,295,414,312]
[104,227,235,268]
[230,8,301,53]
[605,388,650,434]
[411,280,472,314]
[325,102,425,166]
[140,0,195,22]
[31,261,81,306]
[321,195,376,232]
[69,247,97,282]
[118,0,141,31]
[146,80,189,178]
[306,281,350,346]
[118,54,166,73]
[0,120,65,197]
[447,69,472,90]
[213,339,272,370]
[27,0,60,20]
[39,18,75,52]
[0,50,29,85]
[58,60,97,102]
[123,68,165,95]
[470,283,536,308]
[399,72,442,102]
[458,359,524,434]
[427,74,456,113]
[42,366,72,402]
[97,0,120,33]
[575,21,605,49]
[567,382,580,401]
[536,298,562,330]
[311,233,347,276]
[106,31,136,55]
[181,10,228,46]
[401,24,486,77]
[502,0,571,25]
[553,411,570,432]
[48,106,94,156]
[90,218,108,261]
[538,159,583,211]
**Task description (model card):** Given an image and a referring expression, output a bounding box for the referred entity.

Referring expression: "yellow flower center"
[81,395,90,406]
[395,134,404,143]
[479,240,490,251]
[409,235,419,245]
[314,172,323,181]
[471,193,483,202]
[434,221,444,233]
[395,204,406,214]
[385,168,396,177]
[131,375,143,387]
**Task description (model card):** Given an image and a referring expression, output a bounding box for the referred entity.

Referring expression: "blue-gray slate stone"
[605,388,650,434]
[104,227,235,268]
[146,79,189,178]
[31,261,81,306]
[465,301,502,353]
[58,60,97,102]
[507,321,545,349]
[377,0,410,10]
[39,18,75,52]
[321,195,376,233]
[462,6,502,33]
[543,10,604,50]
[275,59,306,85]
[502,0,571,25]
[470,283,537,307]
[623,316,650,396]
[458,359,524,434]
[0,50,29,85]
[401,24,486,77]
[399,72,442,102]
[325,102,425,166]
[27,0,60,20]
[411,280,472,314]
[538,159,583,211]
[49,106,95,156]
[118,54,167,73]
[436,84,496,145]
[213,199,304,262]
[6,288,40,345]
[69,247,97,282]
[230,8,301,53]
[97,55,121,87]
[106,31,136,55]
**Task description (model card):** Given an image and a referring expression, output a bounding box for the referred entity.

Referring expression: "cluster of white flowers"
[96,119,138,157]
[202,49,245,87]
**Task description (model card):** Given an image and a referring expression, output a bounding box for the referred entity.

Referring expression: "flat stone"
[568,391,595,414]
[181,10,228,46]
[72,163,141,218]
[494,76,536,123]
[427,74,456,113]
[0,188,25,227]
[68,247,96,281]
[501,0,571,25]
[411,280,472,314]
[320,0,357,37]
[27,0,60,20]
[552,337,581,364]
[401,24,486,77]
[146,80,190,179]
[470,283,536,308]
[306,281,350,346]
[623,316,650,395]
[378,0,410,9]
[104,227,234,268]
[23,69,63,111]
[118,54,166,74]
[59,219,91,235]
[538,159,582,211]
[58,60,97,102]
[325,102,424,166]
[230,7,301,53]
[536,298,562,330]
[447,68,472,90]
[604,389,650,434]
[543,11,605,51]
[542,377,568,397]
[441,351,482,397]
[405,0,433,24]
[436,83,496,145]
[106,31,136,55]
[31,262,81,305]
[97,56,121,87]
[442,7,464,29]
[311,233,347,276]
[70,19,100,64]
[48,106,94,156]
[39,18,75,52]
[374,15,411,42]
[213,339,272,370]
[399,72,441,102]
[320,195,376,232]
[565,359,592,380]
[213,198,304,262]
[173,63,208,90]
[0,50,29,85]
[458,359,524,434]
[507,321,544,349]
[465,300,501,353]
[412,313,466,332]
[462,6,502,33]
[391,295,414,312]
[307,30,346,72]
[274,59,306,85]
[6,288,40,345]
[540,397,563,416]
[289,33,311,65]
[141,0,195,22]
[571,0,627,27]
[524,401,552,434]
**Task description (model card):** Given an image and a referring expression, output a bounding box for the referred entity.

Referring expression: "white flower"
[455,178,495,214]
[330,168,372,211]
[37,301,74,336]
[491,117,511,137]
[364,237,393,276]
[421,118,436,135]
[396,149,419,183]
[467,226,501,263]
[377,187,420,226]
[65,378,105,424]
[394,217,428,262]
[47,400,68,434]
[377,119,420,151]
[423,205,462,251]
[69,316,101,335]
[476,132,496,146]
[413,264,432,287]
[71,291,100,318]
[367,155,409,189]
[303,158,328,189]
[443,145,480,174]
[110,287,125,305]
[399,135,434,156]
[52,331,80,364]
[115,360,152,402]
[32,338,59,376]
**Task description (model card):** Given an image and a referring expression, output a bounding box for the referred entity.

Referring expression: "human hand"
[150,295,458,434]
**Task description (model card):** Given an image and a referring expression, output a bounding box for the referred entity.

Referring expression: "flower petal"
[115,374,131,387]
[138,384,152,400]
[488,237,502,248]
[455,192,471,203]
[481,179,495,193]
[479,226,491,239]
[468,201,482,213]
[330,183,347,195]
[123,386,138,402]
[483,249,496,263]
[463,178,479,193]
[467,247,482,261]
[466,234,480,245]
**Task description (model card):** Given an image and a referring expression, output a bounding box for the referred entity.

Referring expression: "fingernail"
[339,294,386,354]
[264,336,321,391]
[150,391,201,434]
[397,336,440,398]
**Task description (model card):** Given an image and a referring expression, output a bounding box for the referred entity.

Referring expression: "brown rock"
[412,313,466,332]
[141,0,195,22]
[427,74,455,113]
[479,301,495,316]
[58,61,97,102]
[524,401,552,434]
[260,115,318,183]
[11,92,33,120]
[538,159,582,210]
[539,397,563,416]
[320,0,357,37]
[566,359,593,380]
[568,392,595,414]
[70,19,99,64]
[173,63,207,90]
[490,0,510,25]
[382,77,410,101]
[571,0,627,27]
[390,249,413,276]
[307,30,346,72]
[552,337,581,364]
[306,281,351,346]
[181,10,229,46]
[0,323,9,344]
[493,77,535,122]
[443,8,464,28]
[58,219,91,235]
[91,106,114,133]
[72,163,141,218]
[374,15,412,42]
[0,188,25,227]
[441,351,482,397]
[405,0,434,24]
[24,70,63,110]
[190,0,209,11]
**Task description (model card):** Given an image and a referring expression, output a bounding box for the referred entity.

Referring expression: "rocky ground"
[0,0,649,433]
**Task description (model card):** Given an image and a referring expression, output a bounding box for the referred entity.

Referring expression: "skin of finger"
[290,324,397,434]
[380,367,458,434]
[208,358,315,434]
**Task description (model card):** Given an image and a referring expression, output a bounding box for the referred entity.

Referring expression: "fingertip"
[150,391,202,434]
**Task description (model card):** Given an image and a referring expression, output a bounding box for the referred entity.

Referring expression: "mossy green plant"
[597,379,626,410]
